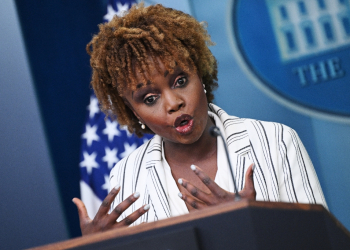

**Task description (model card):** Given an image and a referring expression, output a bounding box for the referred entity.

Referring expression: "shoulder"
[208,103,295,134]
[243,118,295,133]
[109,138,153,184]
[230,116,298,147]
[208,103,298,145]
[241,118,303,159]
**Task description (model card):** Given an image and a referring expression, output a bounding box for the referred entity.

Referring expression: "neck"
[163,116,217,165]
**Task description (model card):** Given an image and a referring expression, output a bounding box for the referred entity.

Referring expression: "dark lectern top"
[29,200,350,250]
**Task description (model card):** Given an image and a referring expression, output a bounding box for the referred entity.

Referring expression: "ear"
[132,110,146,126]
[123,97,143,122]
[198,75,204,86]
[132,110,142,122]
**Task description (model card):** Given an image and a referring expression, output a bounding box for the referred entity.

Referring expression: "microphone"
[209,126,241,201]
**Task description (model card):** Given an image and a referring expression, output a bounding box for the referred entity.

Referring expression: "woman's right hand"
[72,184,150,236]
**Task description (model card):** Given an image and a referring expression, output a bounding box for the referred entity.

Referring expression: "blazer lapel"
[144,135,171,220]
[209,103,252,191]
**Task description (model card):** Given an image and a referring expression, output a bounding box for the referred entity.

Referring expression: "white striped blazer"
[109,103,327,224]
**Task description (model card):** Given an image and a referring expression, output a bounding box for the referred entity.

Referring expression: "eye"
[175,76,187,87]
[143,95,158,105]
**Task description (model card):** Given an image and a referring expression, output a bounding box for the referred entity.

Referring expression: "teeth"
[180,120,188,126]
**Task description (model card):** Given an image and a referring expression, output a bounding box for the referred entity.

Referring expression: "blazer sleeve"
[107,141,153,223]
[276,123,328,208]
[245,119,327,208]
[108,158,126,217]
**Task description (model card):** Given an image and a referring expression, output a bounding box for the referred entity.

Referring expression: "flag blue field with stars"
[79,0,153,218]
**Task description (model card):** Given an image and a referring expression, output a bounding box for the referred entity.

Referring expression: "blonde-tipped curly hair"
[87,3,218,137]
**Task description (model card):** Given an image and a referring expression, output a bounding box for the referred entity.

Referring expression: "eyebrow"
[136,80,152,88]
[132,80,152,99]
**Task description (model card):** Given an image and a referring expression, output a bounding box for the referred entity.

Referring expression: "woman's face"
[123,59,210,145]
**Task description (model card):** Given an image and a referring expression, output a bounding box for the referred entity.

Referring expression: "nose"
[164,90,184,114]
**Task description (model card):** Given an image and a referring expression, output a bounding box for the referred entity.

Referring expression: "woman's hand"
[178,163,256,209]
[72,184,149,236]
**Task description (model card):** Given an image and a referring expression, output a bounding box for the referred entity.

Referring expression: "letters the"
[292,57,345,86]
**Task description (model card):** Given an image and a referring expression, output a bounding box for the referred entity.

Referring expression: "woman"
[73,3,327,235]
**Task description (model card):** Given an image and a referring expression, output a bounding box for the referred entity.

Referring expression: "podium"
[30,200,350,250]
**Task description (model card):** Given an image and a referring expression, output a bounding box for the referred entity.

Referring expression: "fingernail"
[178,178,183,185]
[178,192,183,198]
[251,162,255,171]
[144,204,150,211]
[134,192,140,198]
[114,184,120,190]
[190,165,196,171]
[72,198,75,204]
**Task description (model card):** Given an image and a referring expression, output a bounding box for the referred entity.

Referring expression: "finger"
[177,178,211,203]
[95,184,121,220]
[72,197,91,226]
[244,163,255,191]
[241,163,256,200]
[190,165,226,197]
[109,192,141,222]
[178,192,206,210]
[117,204,150,227]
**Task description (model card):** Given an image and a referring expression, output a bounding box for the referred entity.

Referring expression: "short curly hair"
[87,3,218,137]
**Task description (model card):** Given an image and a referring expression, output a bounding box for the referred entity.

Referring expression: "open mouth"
[174,114,194,134]
[180,120,189,126]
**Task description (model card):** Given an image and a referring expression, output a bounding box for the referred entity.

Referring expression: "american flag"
[79,0,153,218]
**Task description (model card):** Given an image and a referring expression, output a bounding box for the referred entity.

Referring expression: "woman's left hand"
[178,163,256,210]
